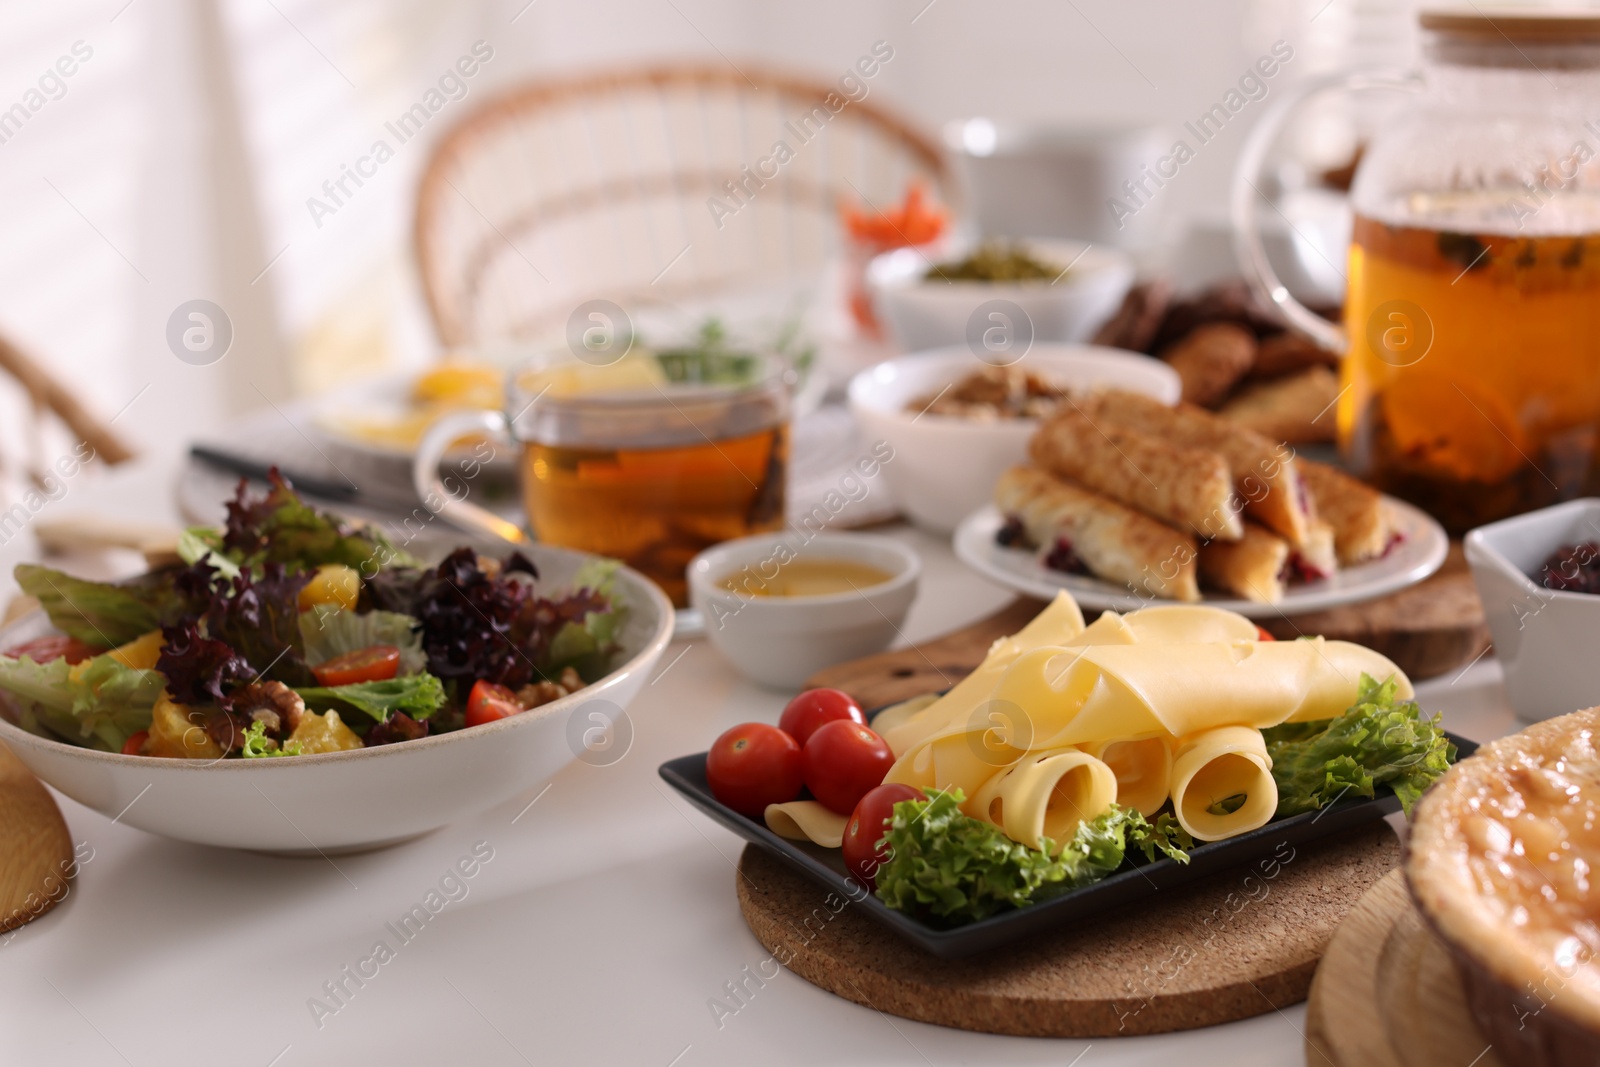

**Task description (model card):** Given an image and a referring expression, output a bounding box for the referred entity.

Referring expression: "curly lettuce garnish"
[240,719,301,758]
[873,789,1192,923]
[1262,672,1456,817]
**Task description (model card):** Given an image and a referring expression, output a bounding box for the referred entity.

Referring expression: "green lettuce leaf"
[14,564,190,647]
[873,790,1192,924]
[299,607,426,676]
[218,471,419,573]
[1262,672,1457,817]
[240,719,301,758]
[541,559,626,682]
[176,527,242,581]
[294,673,446,723]
[0,651,163,752]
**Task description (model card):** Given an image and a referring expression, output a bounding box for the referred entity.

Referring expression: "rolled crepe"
[996,466,1200,603]
[1169,726,1278,841]
[1087,390,1312,550]
[1296,517,1338,580]
[1199,522,1290,603]
[970,748,1118,852]
[1298,458,1392,565]
[1083,735,1172,817]
[880,591,1085,758]
[1029,410,1242,541]
[991,637,1412,749]
[765,801,849,848]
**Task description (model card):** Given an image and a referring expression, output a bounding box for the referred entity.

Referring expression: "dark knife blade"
[188,445,361,502]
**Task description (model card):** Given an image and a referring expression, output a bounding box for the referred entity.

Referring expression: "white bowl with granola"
[847,345,1180,532]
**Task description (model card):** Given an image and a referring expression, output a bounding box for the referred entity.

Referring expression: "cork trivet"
[1305,871,1505,1067]
[0,741,73,933]
[736,821,1399,1038]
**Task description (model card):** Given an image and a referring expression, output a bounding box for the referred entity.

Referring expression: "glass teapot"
[1234,9,1600,534]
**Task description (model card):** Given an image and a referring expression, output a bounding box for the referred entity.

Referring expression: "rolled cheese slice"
[880,591,1086,758]
[1083,735,1173,817]
[883,720,1026,809]
[971,747,1118,852]
[1169,726,1278,841]
[764,801,850,849]
[993,637,1412,750]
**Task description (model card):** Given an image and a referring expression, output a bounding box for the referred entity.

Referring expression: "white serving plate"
[953,499,1449,619]
[0,537,674,854]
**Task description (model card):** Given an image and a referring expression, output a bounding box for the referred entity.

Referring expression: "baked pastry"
[1028,410,1242,540]
[1298,457,1393,565]
[1160,322,1256,408]
[1086,390,1313,550]
[1198,522,1290,603]
[995,466,1200,602]
[1218,365,1340,444]
[1406,708,1600,1067]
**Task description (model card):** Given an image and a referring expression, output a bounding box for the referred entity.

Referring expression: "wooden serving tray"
[0,741,73,934]
[1305,870,1504,1067]
[808,543,1488,709]
[737,822,1400,1038]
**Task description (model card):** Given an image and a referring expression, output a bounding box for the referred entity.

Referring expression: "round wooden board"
[0,740,74,933]
[736,821,1400,1038]
[1304,870,1502,1067]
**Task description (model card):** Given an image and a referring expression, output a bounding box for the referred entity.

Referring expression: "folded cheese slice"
[969,747,1118,852]
[992,638,1412,750]
[880,591,1086,758]
[1083,735,1173,817]
[764,801,849,848]
[1169,726,1278,841]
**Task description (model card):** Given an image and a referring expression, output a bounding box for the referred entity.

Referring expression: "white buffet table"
[0,454,1515,1067]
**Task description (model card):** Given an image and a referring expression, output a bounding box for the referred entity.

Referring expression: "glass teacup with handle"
[412,346,790,607]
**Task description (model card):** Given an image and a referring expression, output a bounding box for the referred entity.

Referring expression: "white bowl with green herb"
[867,238,1135,353]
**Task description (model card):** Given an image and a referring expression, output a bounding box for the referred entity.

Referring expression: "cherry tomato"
[3,635,101,665]
[705,723,803,818]
[778,688,866,747]
[313,645,402,687]
[1255,626,1277,642]
[842,783,923,888]
[465,680,523,727]
[802,719,896,815]
[121,730,149,756]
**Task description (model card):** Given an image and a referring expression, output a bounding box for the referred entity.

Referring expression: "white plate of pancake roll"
[953,389,1449,618]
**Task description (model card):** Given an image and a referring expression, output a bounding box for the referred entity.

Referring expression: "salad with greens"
[0,472,626,759]
[873,674,1455,925]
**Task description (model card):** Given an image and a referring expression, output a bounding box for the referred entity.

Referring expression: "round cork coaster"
[1304,870,1504,1067]
[735,821,1401,1038]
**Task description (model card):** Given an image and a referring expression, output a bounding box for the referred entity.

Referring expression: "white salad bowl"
[0,540,674,853]
[867,238,1135,352]
[687,532,920,690]
[1465,498,1600,722]
[847,345,1181,532]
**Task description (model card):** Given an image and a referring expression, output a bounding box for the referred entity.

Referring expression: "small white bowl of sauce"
[687,533,921,689]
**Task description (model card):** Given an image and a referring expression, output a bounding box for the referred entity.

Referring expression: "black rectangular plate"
[659,729,1477,959]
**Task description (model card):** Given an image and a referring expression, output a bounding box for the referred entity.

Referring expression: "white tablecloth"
[0,456,1515,1067]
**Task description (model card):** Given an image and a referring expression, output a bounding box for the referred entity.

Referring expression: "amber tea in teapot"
[1342,207,1600,533]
